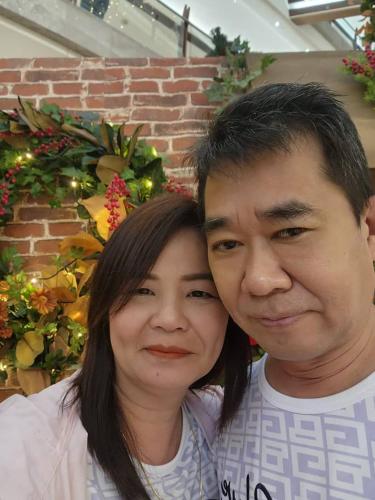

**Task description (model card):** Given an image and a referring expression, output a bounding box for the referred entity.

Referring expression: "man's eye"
[188,290,216,299]
[211,240,240,252]
[132,288,153,296]
[275,227,306,239]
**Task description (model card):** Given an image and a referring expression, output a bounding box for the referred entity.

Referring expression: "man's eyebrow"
[257,200,317,221]
[202,217,228,234]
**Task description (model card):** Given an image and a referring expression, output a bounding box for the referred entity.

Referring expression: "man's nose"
[241,242,292,296]
[149,299,188,332]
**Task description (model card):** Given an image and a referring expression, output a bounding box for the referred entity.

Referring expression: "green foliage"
[358,0,375,46]
[205,27,275,109]
[0,98,167,225]
[0,247,24,279]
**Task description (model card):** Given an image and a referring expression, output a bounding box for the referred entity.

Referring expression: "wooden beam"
[289,0,361,25]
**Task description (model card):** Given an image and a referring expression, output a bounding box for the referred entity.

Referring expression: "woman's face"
[109,228,228,396]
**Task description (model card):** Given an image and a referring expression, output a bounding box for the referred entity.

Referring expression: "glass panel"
[77,0,213,57]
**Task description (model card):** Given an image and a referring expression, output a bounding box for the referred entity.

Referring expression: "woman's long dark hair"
[64,193,250,499]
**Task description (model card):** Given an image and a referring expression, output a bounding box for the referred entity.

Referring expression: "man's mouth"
[255,312,306,328]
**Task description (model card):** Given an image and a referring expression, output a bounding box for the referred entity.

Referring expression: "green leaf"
[30,182,42,197]
[60,166,85,179]
[121,168,135,181]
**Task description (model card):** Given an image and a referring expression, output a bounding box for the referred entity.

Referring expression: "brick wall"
[0,57,223,271]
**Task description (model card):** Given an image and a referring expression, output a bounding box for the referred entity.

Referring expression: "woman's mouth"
[145,345,192,359]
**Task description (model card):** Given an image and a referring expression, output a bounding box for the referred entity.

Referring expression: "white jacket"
[0,377,222,500]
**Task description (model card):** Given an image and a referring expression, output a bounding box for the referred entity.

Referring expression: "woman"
[0,194,250,499]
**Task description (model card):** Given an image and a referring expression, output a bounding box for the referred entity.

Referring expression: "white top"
[0,375,223,500]
[215,356,375,500]
[88,404,219,499]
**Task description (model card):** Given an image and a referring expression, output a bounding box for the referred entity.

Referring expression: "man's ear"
[364,195,375,258]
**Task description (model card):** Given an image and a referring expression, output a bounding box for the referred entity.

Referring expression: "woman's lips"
[145,345,192,359]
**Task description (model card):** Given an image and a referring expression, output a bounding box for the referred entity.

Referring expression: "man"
[193,83,375,499]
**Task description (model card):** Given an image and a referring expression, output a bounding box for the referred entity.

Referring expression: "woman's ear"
[364,196,375,259]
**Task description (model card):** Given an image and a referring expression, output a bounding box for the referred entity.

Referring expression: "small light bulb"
[30,277,38,284]
[25,152,33,160]
[16,155,23,162]
[71,180,78,188]
[274,21,280,28]
[145,179,153,189]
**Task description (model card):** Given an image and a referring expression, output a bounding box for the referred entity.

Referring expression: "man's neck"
[265,325,375,398]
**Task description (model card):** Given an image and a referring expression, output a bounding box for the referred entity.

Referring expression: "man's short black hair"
[192,82,373,222]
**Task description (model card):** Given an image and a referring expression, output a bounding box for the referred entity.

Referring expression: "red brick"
[191,93,211,106]
[131,108,180,122]
[0,71,21,83]
[162,80,199,93]
[53,83,84,95]
[33,58,81,68]
[154,121,205,136]
[172,136,199,151]
[146,138,169,152]
[150,58,186,66]
[129,67,170,79]
[25,70,79,82]
[81,58,103,67]
[122,123,151,136]
[181,107,214,120]
[12,84,49,96]
[133,94,186,107]
[0,85,8,96]
[0,59,30,69]
[174,66,218,79]
[34,239,62,253]
[23,255,55,272]
[3,223,45,238]
[201,80,213,91]
[189,57,225,65]
[40,97,82,108]
[81,68,125,81]
[24,193,76,205]
[0,240,30,254]
[0,98,21,110]
[165,152,188,169]
[48,221,86,236]
[128,81,159,93]
[105,58,148,66]
[88,81,124,94]
[18,207,76,221]
[86,95,130,109]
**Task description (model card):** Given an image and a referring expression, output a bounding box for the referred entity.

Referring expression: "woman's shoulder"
[184,385,223,445]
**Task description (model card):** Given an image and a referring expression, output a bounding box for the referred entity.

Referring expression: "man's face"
[204,136,375,362]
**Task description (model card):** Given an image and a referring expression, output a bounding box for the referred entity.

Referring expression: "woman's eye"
[211,240,240,252]
[188,290,216,299]
[132,288,153,296]
[276,227,306,239]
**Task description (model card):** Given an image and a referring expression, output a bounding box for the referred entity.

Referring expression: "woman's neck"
[116,382,186,465]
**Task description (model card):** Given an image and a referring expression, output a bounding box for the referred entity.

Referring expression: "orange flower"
[0,323,12,339]
[0,281,9,302]
[30,288,57,315]
[0,302,8,322]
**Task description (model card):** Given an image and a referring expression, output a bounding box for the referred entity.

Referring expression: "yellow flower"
[30,288,57,315]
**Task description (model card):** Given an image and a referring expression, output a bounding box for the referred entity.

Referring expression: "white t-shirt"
[87,401,220,499]
[216,356,375,500]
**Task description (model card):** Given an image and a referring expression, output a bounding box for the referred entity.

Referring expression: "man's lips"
[254,312,307,328]
[145,345,192,359]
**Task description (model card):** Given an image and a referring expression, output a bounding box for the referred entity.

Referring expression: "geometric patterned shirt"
[87,401,220,499]
[215,356,375,500]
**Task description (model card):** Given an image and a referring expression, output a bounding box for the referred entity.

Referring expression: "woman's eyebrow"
[182,273,213,281]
